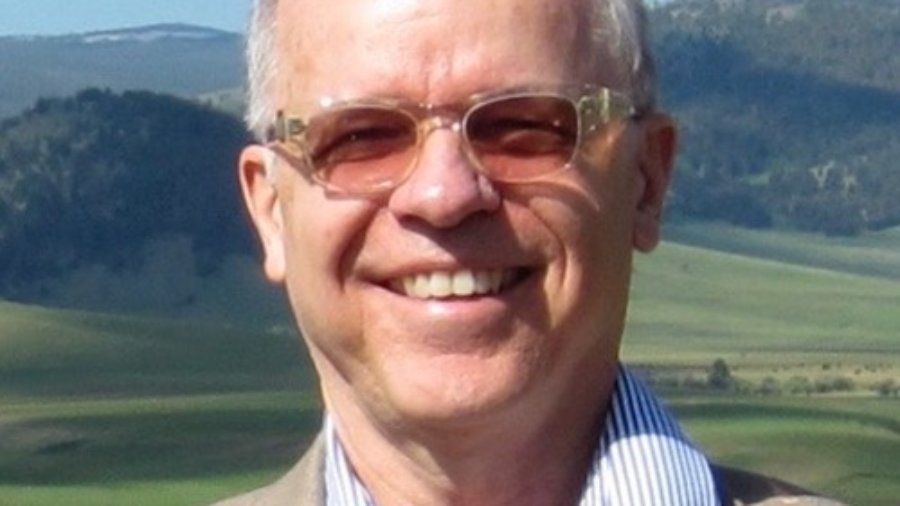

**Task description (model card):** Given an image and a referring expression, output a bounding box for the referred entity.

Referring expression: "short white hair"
[245,0,279,141]
[244,0,658,141]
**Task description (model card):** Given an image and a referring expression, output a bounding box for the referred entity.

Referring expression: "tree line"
[0,89,254,297]
[654,0,900,235]
[2,0,900,298]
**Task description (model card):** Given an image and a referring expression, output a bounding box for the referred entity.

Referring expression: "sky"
[0,0,250,36]
[0,0,678,37]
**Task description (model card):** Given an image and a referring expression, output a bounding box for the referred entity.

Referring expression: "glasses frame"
[266,84,639,196]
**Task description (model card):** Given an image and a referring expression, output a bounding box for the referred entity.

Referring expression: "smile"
[388,268,525,299]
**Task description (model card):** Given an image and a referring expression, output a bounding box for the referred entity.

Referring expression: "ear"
[632,113,678,252]
[239,145,286,282]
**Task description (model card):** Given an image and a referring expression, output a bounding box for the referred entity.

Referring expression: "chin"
[377,353,539,427]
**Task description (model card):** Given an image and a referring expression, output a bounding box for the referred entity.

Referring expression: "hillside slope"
[1,241,897,505]
[0,300,307,400]
[627,240,900,356]
[654,0,900,234]
[2,240,896,400]
[1,2,899,310]
[0,24,243,119]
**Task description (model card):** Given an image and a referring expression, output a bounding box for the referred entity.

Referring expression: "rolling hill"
[1,3,898,504]
[2,0,899,314]
[1,238,897,505]
[0,24,243,119]
[5,232,897,398]
[653,0,900,234]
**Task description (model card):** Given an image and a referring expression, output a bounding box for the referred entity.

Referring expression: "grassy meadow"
[1,226,898,505]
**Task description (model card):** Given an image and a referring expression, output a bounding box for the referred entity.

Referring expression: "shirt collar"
[324,366,720,506]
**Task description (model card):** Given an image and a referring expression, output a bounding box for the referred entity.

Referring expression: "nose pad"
[387,117,499,228]
[420,115,461,137]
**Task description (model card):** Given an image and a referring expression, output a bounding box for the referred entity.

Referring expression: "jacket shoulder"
[715,465,847,506]
[211,434,326,506]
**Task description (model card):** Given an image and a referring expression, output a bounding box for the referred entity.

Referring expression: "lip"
[353,260,546,351]
[352,221,550,314]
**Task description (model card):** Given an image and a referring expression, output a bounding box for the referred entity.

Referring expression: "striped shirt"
[324,366,720,506]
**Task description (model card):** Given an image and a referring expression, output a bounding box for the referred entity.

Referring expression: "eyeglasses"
[266,85,638,196]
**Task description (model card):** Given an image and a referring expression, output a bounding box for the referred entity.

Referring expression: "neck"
[324,366,617,506]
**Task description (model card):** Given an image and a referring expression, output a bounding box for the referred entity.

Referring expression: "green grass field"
[672,396,899,506]
[1,226,898,505]
[666,222,900,281]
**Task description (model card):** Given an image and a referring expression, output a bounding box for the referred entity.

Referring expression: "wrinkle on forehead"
[275,0,619,107]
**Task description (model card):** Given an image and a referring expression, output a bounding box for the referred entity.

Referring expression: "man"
[216,0,844,504]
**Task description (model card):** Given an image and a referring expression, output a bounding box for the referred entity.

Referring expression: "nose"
[387,127,500,228]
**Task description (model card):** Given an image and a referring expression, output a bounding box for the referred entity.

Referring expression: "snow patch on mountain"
[79,24,232,44]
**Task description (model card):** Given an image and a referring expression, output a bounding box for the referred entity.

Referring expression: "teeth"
[474,271,493,295]
[451,270,475,296]
[429,272,452,298]
[394,269,518,299]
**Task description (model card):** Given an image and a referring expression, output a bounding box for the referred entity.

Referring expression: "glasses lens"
[465,95,578,181]
[305,106,418,193]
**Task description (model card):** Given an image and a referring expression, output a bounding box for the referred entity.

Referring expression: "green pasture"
[673,396,900,506]
[0,393,319,506]
[1,227,898,505]
[2,393,896,506]
[626,238,900,358]
[0,301,310,400]
[666,222,900,281]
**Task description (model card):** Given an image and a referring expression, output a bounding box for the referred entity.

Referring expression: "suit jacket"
[212,434,846,506]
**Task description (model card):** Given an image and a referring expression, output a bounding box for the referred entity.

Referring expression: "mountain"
[0,24,244,119]
[0,89,254,301]
[1,2,899,314]
[652,0,900,235]
[655,0,900,94]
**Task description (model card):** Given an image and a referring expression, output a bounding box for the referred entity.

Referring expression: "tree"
[707,358,734,390]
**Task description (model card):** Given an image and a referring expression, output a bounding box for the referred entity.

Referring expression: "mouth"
[386,268,530,300]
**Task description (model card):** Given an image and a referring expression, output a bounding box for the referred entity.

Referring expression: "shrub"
[757,376,782,396]
[785,375,814,396]
[875,379,899,398]
[707,358,734,390]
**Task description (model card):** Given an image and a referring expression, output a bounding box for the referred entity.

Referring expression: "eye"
[307,108,416,167]
[466,97,577,157]
[469,117,575,155]
[314,126,411,166]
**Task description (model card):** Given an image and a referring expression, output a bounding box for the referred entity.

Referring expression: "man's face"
[242,0,675,428]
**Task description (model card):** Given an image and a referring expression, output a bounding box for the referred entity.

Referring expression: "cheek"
[277,186,379,348]
[543,159,637,260]
[525,158,638,339]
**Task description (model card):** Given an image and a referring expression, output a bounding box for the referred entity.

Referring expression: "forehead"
[273,0,621,106]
